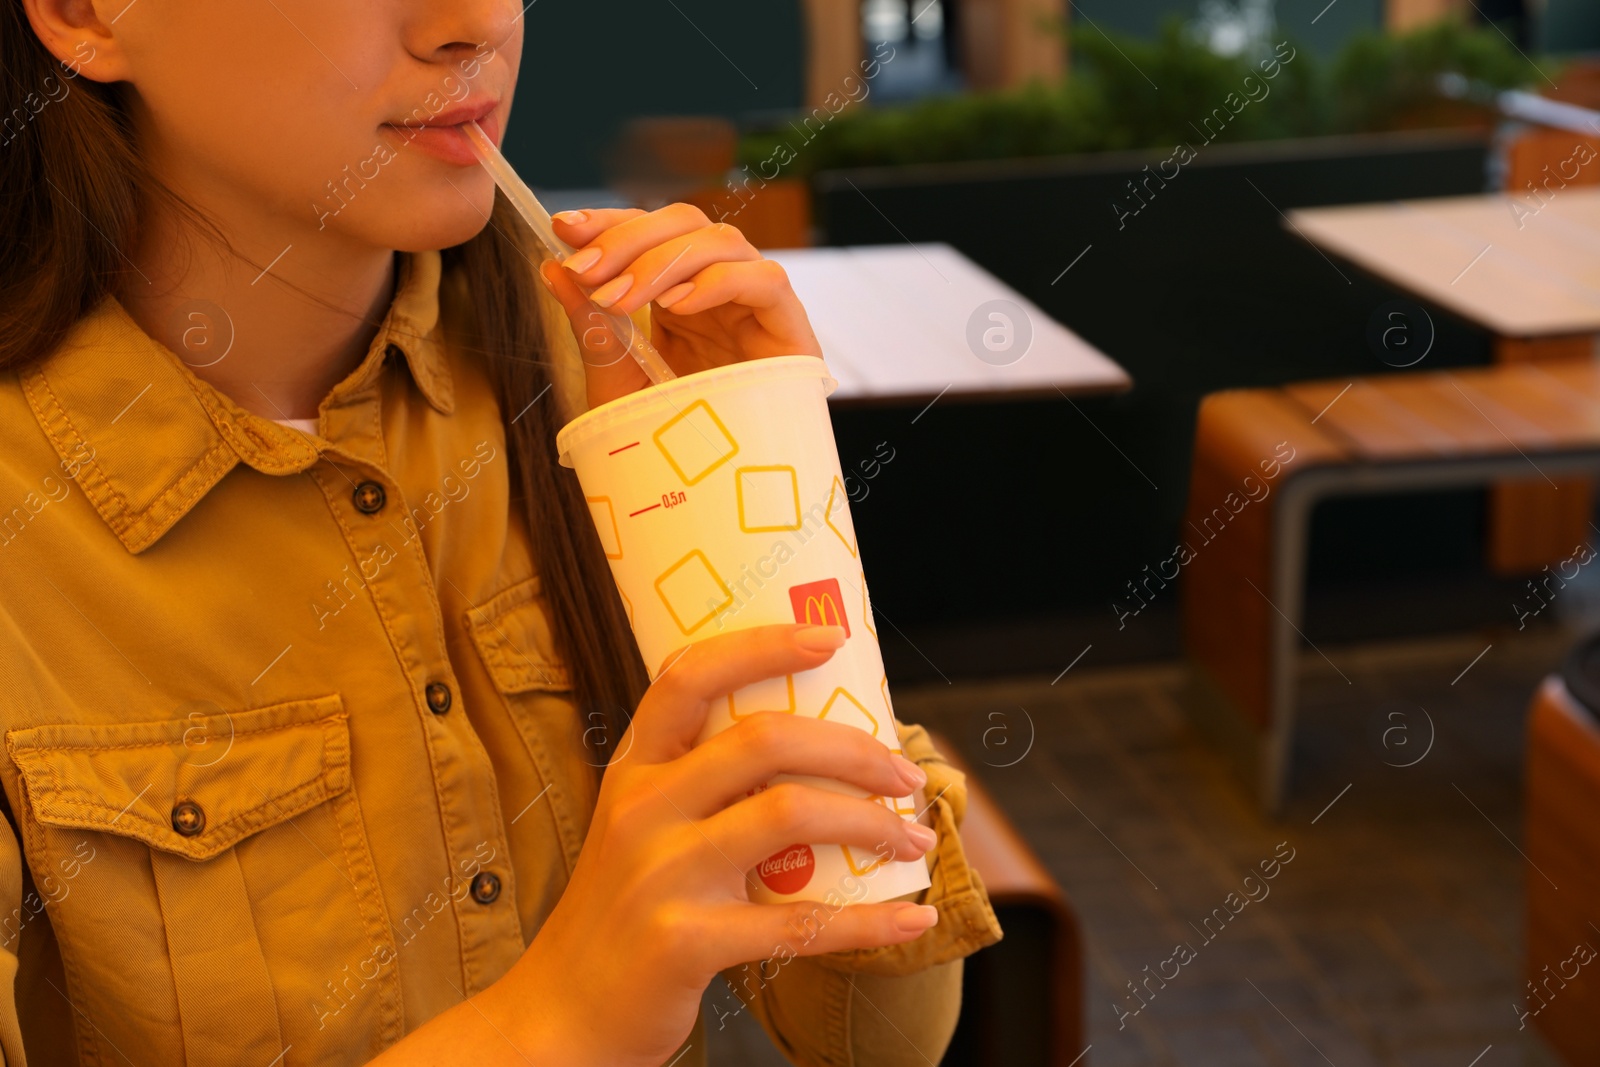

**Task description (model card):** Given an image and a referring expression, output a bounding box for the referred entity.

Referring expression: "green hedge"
[739,18,1551,176]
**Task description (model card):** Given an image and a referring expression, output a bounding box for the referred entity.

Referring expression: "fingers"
[661,713,925,816]
[537,259,600,335]
[583,227,761,317]
[541,204,701,337]
[735,900,940,959]
[651,258,794,316]
[702,781,934,873]
[673,899,938,987]
[550,207,647,248]
[540,201,823,390]
[536,259,657,415]
[536,260,637,362]
[650,260,822,358]
[559,203,729,293]
[689,899,941,976]
[628,624,849,762]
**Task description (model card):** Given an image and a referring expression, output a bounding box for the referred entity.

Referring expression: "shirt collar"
[21,249,456,555]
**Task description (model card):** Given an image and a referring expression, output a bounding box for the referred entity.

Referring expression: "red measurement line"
[608,441,641,455]
[628,503,662,517]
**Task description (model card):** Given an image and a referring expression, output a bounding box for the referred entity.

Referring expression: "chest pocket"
[466,576,604,875]
[6,695,401,1067]
[466,575,572,695]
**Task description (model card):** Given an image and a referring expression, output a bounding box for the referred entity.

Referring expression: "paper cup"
[556,355,930,904]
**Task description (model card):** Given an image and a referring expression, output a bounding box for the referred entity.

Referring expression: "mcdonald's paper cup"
[556,355,931,905]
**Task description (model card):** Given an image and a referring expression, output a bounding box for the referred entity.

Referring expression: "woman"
[0,0,1002,1063]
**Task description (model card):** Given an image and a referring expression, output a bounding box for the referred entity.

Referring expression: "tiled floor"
[705,624,1582,1065]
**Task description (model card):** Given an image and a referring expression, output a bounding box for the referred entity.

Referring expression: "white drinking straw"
[461,120,677,385]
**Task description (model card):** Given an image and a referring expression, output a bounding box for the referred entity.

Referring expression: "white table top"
[763,243,1131,404]
[1287,189,1600,339]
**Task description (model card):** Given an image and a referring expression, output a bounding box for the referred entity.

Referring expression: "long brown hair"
[0,6,647,768]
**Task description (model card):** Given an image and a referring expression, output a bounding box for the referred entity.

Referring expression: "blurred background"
[509,2,1600,1064]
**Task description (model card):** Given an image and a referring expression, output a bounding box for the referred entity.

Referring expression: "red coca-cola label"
[757,844,815,895]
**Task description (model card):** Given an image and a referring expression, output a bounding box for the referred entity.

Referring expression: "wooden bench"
[1287,188,1600,574]
[1181,360,1600,811]
[929,731,1085,1067]
[1524,664,1600,1065]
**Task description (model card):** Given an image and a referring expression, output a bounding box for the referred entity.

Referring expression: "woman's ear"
[22,0,132,83]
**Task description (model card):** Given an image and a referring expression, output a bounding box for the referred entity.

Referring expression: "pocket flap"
[6,694,349,861]
[467,576,573,693]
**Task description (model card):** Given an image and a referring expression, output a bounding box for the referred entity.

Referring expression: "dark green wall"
[1273,0,1385,53]
[1536,0,1600,51]
[504,0,806,189]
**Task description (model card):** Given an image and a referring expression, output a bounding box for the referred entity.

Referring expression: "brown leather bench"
[1181,361,1600,810]
[929,731,1085,1066]
[1523,641,1600,1065]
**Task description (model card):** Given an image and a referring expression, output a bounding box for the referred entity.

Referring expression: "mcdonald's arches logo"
[788,578,849,637]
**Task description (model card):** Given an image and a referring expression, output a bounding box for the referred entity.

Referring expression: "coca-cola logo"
[757,844,815,895]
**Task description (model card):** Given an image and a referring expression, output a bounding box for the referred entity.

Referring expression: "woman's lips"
[381,112,500,167]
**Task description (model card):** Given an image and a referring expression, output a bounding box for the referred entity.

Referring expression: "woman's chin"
[338,201,497,255]
[309,163,499,252]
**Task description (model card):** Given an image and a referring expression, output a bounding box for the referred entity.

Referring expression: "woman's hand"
[537,205,823,409]
[509,622,938,1067]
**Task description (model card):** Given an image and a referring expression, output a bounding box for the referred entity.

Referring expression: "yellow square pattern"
[880,792,918,818]
[587,496,622,559]
[839,842,892,877]
[727,674,796,720]
[841,791,917,875]
[736,465,802,533]
[824,476,858,556]
[817,687,878,738]
[654,549,732,635]
[654,400,739,486]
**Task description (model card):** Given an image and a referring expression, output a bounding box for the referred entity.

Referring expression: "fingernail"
[536,263,555,289]
[589,273,633,308]
[793,625,847,652]
[893,903,939,932]
[892,755,927,789]
[553,209,588,225]
[655,282,695,309]
[906,822,937,851]
[564,247,602,274]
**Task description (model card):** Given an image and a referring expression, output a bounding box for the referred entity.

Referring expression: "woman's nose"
[404,0,520,67]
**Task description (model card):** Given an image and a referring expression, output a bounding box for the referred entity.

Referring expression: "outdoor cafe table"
[1286,189,1600,572]
[763,243,1132,405]
[1287,188,1600,349]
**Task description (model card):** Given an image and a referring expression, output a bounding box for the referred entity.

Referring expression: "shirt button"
[171,801,205,837]
[425,682,453,715]
[352,481,386,515]
[470,871,501,904]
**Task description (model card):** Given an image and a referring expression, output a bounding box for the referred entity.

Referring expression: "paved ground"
[704,625,1579,1065]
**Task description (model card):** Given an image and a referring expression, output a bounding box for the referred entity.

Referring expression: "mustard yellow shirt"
[0,250,1002,1065]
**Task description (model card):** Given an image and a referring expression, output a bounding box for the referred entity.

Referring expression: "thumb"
[537,259,649,405]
